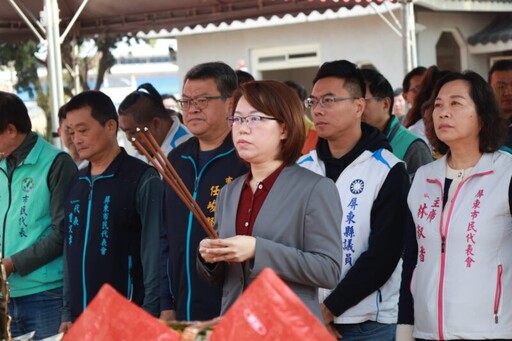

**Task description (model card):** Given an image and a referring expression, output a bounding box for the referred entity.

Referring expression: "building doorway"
[251,44,321,96]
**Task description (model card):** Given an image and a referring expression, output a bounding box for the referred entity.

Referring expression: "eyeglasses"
[178,96,225,110]
[304,95,358,109]
[226,115,279,128]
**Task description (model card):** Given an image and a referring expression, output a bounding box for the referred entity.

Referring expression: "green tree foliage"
[0,35,135,139]
[0,41,51,138]
[61,36,130,94]
[0,41,43,98]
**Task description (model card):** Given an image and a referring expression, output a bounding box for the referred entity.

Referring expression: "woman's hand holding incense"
[199,236,256,263]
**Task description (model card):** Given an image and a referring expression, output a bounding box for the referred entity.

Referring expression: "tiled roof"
[0,0,396,42]
[468,0,512,2]
[416,0,512,12]
[468,14,512,45]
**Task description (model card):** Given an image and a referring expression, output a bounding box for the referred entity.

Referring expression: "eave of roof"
[467,13,512,53]
[416,0,512,12]
[143,2,401,38]
[0,0,396,42]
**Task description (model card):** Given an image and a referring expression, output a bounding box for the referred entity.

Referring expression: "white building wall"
[415,11,495,76]
[176,13,405,89]
[175,10,501,92]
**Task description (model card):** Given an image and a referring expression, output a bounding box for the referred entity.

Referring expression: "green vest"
[0,136,64,297]
[386,115,422,161]
[500,145,512,154]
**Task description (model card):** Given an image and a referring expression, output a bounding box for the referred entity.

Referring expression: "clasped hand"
[199,235,256,263]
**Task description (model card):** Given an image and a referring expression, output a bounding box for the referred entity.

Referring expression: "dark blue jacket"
[65,149,151,320]
[161,134,248,321]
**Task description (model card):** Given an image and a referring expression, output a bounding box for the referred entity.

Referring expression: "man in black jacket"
[59,91,162,331]
[160,62,248,322]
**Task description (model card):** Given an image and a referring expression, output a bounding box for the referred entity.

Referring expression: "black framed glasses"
[226,115,279,128]
[304,95,358,109]
[178,96,225,110]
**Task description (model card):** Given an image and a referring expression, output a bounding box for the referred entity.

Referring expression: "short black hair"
[161,94,178,101]
[361,69,394,116]
[393,87,403,97]
[65,90,118,129]
[488,59,512,82]
[402,66,427,92]
[313,60,366,98]
[284,80,307,102]
[235,70,255,85]
[58,105,66,124]
[184,62,238,98]
[118,83,169,122]
[0,91,31,133]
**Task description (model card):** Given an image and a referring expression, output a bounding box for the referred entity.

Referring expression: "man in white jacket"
[298,60,410,341]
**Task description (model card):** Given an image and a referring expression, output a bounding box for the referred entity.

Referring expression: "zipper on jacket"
[375,289,382,322]
[429,170,493,340]
[0,169,11,257]
[88,183,93,201]
[81,177,93,311]
[79,174,114,311]
[181,155,198,321]
[494,264,503,324]
[181,148,235,321]
[127,255,133,300]
[427,178,446,340]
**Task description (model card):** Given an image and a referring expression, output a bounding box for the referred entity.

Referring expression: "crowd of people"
[0,58,511,341]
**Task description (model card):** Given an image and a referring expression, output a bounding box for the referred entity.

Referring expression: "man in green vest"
[361,69,432,178]
[0,91,77,338]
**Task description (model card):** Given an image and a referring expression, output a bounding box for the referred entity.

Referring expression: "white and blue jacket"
[298,130,409,325]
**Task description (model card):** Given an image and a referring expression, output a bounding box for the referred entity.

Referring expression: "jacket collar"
[82,147,129,178]
[427,152,495,182]
[8,132,38,166]
[182,133,235,160]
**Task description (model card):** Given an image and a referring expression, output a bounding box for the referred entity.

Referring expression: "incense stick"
[133,128,218,239]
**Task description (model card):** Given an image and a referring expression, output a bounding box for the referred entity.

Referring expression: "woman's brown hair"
[234,80,306,165]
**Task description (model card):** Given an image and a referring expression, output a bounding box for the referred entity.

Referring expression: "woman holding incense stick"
[197,80,342,320]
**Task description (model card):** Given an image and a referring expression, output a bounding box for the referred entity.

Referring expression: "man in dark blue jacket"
[160,62,248,321]
[59,91,162,331]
